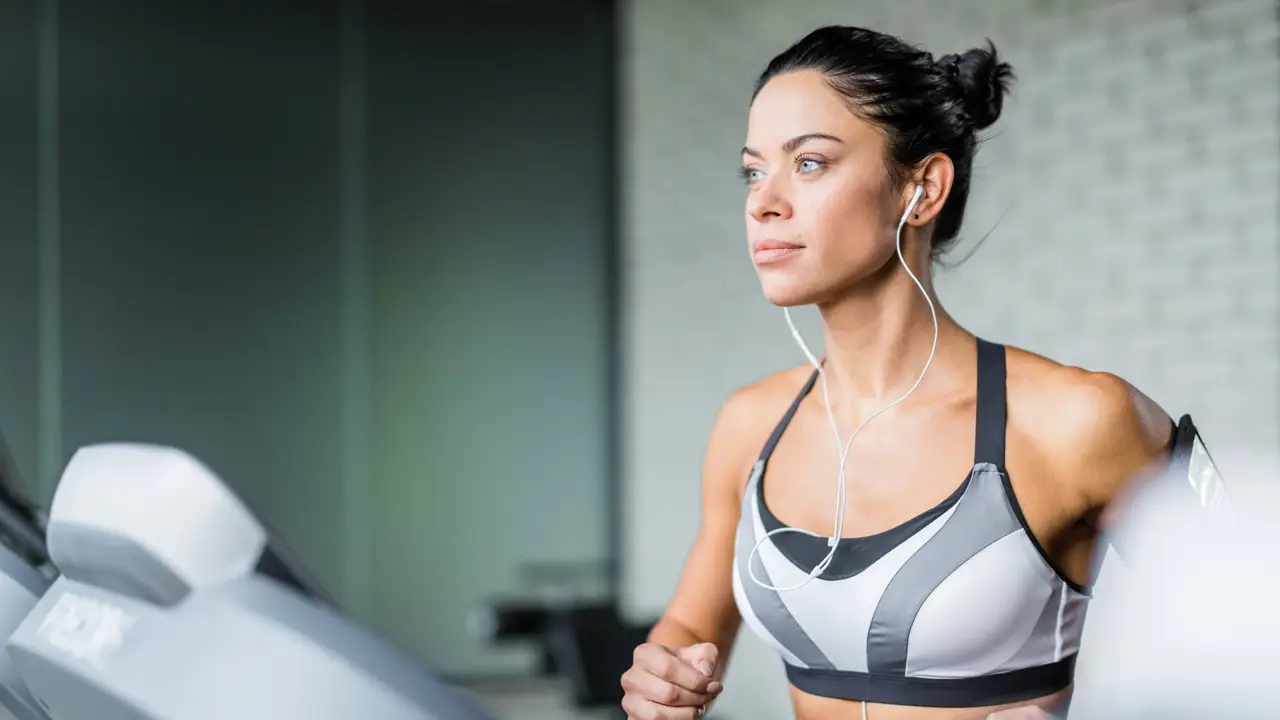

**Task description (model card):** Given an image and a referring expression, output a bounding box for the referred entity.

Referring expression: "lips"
[753,239,803,252]
[752,239,804,265]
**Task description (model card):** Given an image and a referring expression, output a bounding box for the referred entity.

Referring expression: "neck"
[814,262,968,411]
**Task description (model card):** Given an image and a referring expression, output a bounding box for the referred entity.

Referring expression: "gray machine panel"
[43,522,189,607]
[0,429,52,720]
[0,545,50,720]
[8,575,492,720]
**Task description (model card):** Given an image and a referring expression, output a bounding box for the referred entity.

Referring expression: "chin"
[758,250,899,307]
[757,273,828,307]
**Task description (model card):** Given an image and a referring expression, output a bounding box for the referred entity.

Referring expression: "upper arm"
[1047,371,1175,531]
[657,387,763,651]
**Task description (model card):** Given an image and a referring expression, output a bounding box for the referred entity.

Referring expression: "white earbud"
[749,185,936,592]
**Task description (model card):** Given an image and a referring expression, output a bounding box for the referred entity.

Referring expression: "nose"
[747,176,792,224]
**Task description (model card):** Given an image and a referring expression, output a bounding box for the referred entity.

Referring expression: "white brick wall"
[621,1,1279,717]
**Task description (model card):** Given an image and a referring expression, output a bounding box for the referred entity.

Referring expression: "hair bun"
[941,40,1014,131]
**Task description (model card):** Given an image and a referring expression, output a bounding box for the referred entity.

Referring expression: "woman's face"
[742,69,909,307]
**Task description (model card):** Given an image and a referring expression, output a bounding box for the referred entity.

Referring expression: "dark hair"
[753,26,1015,259]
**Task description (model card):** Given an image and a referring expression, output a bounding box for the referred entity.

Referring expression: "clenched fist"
[620,642,723,719]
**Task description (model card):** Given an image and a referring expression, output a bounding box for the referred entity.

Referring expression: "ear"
[904,153,955,227]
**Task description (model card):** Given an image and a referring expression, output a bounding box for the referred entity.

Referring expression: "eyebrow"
[741,132,844,159]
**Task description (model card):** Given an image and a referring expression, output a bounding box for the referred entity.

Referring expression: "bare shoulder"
[1005,345,1175,516]
[704,364,816,498]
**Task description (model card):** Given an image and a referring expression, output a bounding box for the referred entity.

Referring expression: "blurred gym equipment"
[5,443,494,720]
[0,431,51,720]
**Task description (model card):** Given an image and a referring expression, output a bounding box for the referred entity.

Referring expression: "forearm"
[647,615,734,681]
[648,615,711,648]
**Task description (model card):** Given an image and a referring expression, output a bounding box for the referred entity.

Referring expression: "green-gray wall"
[367,2,614,675]
[0,0,612,678]
[0,1,41,504]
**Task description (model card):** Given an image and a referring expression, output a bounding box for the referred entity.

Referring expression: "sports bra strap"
[758,340,1006,469]
[757,367,821,465]
[974,338,1007,467]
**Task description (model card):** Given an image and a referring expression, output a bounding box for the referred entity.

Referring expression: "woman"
[619,25,1173,720]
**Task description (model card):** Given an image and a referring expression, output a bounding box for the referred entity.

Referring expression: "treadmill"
[0,431,53,720]
[6,442,493,720]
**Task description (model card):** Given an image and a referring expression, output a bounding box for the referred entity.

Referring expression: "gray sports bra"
[731,339,1091,708]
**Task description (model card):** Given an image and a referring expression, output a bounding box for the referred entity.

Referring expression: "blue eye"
[739,167,765,184]
[798,158,824,173]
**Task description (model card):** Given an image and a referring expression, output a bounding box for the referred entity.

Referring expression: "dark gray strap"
[757,368,820,466]
[974,339,1006,467]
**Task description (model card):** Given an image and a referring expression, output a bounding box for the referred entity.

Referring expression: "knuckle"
[693,642,717,661]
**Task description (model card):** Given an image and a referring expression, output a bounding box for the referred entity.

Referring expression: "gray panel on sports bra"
[866,463,1020,675]
[996,576,1064,671]
[735,461,834,671]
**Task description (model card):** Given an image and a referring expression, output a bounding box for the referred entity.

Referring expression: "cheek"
[805,180,887,257]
